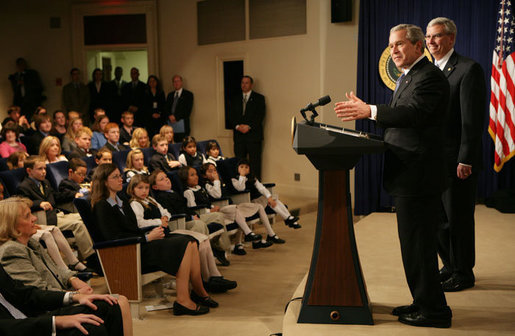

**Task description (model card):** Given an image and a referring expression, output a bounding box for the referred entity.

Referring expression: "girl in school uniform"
[178,136,205,167]
[232,159,301,229]
[123,149,150,183]
[204,141,225,166]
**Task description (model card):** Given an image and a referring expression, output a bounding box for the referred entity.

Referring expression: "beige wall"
[0,0,360,199]
[157,0,360,197]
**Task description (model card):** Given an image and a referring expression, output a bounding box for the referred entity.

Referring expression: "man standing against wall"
[122,67,146,126]
[426,17,486,292]
[334,24,452,328]
[165,75,193,143]
[228,76,265,180]
[8,58,44,119]
[62,68,90,124]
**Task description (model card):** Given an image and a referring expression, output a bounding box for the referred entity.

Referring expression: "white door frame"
[71,0,158,82]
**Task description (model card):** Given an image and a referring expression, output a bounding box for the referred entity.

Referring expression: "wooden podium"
[292,120,385,325]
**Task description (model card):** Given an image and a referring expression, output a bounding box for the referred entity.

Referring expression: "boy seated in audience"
[119,110,135,146]
[149,134,181,173]
[59,158,90,197]
[16,156,100,272]
[27,114,52,155]
[69,127,97,159]
[92,108,106,122]
[102,123,129,152]
[87,148,113,180]
[149,169,232,266]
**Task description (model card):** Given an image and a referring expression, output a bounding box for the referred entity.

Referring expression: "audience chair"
[112,150,130,172]
[73,197,167,319]
[141,147,155,166]
[46,161,69,190]
[0,158,9,171]
[168,143,182,159]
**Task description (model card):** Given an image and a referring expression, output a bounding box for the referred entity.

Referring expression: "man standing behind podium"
[334,24,452,328]
[426,17,486,293]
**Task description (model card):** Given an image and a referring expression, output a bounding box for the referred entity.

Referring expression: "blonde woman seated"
[0,198,134,336]
[123,149,150,183]
[39,136,68,164]
[0,197,91,293]
[129,127,150,149]
[61,116,83,152]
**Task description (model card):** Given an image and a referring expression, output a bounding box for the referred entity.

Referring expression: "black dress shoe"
[76,271,94,282]
[267,235,285,244]
[204,276,238,293]
[173,301,209,316]
[439,267,452,283]
[398,311,451,328]
[244,232,262,242]
[212,248,230,266]
[392,304,418,316]
[191,291,219,308]
[442,275,474,292]
[252,240,273,249]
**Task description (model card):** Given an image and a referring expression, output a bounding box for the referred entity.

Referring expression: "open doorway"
[85,50,149,84]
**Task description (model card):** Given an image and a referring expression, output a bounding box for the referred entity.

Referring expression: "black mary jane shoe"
[191,291,219,308]
[173,301,210,316]
[267,235,286,244]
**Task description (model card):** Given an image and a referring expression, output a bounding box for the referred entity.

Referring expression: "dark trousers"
[439,174,477,281]
[54,300,123,336]
[394,195,450,317]
[234,140,262,180]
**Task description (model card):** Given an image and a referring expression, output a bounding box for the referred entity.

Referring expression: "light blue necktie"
[0,292,27,319]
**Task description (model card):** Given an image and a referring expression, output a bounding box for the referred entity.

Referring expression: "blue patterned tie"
[394,73,405,94]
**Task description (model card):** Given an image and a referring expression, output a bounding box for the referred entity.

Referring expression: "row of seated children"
[126,174,237,292]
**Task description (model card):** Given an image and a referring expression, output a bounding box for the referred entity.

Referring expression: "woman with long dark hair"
[91,163,215,315]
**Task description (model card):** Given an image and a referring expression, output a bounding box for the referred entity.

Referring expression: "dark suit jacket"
[441,51,486,174]
[165,89,194,135]
[16,177,75,225]
[102,142,129,152]
[62,82,90,117]
[69,147,97,160]
[376,57,449,197]
[228,91,265,142]
[8,69,44,117]
[122,81,147,125]
[149,153,178,173]
[88,81,112,121]
[0,263,64,335]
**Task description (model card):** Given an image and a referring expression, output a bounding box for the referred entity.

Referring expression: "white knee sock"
[272,199,291,220]
[39,231,68,270]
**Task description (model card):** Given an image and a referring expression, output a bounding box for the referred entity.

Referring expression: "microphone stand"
[300,106,319,126]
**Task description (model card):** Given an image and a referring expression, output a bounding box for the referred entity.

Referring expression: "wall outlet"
[294,173,300,181]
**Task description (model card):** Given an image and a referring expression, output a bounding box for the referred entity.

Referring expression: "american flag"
[490,0,515,172]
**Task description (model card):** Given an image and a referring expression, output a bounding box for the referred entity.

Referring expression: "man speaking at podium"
[334,24,452,328]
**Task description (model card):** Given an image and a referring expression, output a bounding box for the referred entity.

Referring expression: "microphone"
[300,95,331,113]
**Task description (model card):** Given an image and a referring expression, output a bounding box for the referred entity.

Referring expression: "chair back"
[168,143,182,159]
[46,161,69,190]
[112,150,130,172]
[0,158,9,171]
[141,147,155,166]
[0,168,26,197]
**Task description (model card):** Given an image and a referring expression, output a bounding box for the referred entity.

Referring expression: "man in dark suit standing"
[8,58,44,119]
[109,66,127,124]
[165,75,194,143]
[228,76,265,179]
[426,17,486,292]
[122,67,147,126]
[0,263,124,335]
[335,24,452,328]
[62,68,90,123]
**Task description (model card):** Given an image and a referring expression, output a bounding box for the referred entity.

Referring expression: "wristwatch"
[68,291,79,305]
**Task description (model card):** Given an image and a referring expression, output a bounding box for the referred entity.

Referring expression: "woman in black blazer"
[91,163,214,315]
